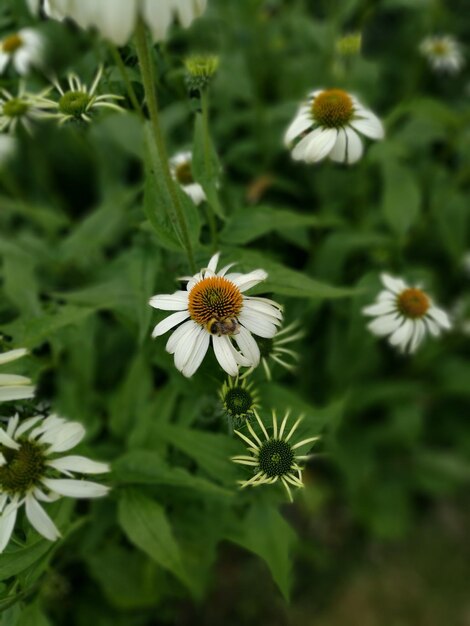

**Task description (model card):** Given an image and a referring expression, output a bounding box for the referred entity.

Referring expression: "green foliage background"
[0,0,469,623]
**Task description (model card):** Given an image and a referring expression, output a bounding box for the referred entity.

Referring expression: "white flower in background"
[0,413,109,552]
[170,151,206,205]
[0,29,45,75]
[420,35,464,74]
[40,66,124,124]
[0,349,35,403]
[0,135,17,167]
[0,84,54,133]
[232,410,319,501]
[363,274,451,353]
[38,0,208,45]
[284,88,384,165]
[149,252,283,377]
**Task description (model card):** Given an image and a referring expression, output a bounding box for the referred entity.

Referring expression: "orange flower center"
[312,89,354,128]
[2,34,23,54]
[432,41,449,56]
[188,276,243,331]
[397,288,430,319]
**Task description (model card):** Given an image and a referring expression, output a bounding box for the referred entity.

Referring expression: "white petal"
[207,252,221,273]
[0,427,20,450]
[410,319,426,353]
[149,292,188,311]
[233,326,260,366]
[343,127,363,164]
[47,455,110,475]
[0,386,35,402]
[284,113,313,146]
[231,270,267,292]
[328,127,348,163]
[141,0,173,41]
[0,374,32,386]
[0,501,18,552]
[0,349,28,365]
[388,318,414,351]
[41,422,85,453]
[367,313,401,336]
[351,109,385,140]
[424,316,441,337]
[239,309,279,338]
[166,319,197,354]
[381,274,408,294]
[183,183,206,205]
[305,127,338,163]
[212,336,239,377]
[181,328,210,378]
[243,298,283,321]
[362,301,396,316]
[15,415,45,438]
[427,306,451,329]
[151,310,190,338]
[25,495,60,542]
[94,0,137,45]
[42,478,109,499]
[174,323,205,373]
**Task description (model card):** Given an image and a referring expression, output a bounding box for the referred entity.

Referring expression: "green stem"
[200,89,218,249]
[109,44,144,120]
[134,20,196,272]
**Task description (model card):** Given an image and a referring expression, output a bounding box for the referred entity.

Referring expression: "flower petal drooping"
[0,349,35,403]
[285,88,384,165]
[363,274,452,353]
[149,253,283,377]
[0,413,110,552]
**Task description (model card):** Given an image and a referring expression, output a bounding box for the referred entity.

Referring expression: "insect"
[206,317,240,336]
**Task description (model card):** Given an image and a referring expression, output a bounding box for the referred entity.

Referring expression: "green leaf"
[221,205,341,245]
[382,161,421,236]
[228,499,296,599]
[0,540,52,582]
[118,489,194,595]
[192,112,225,218]
[152,423,240,484]
[17,603,51,626]
[113,450,233,498]
[225,248,358,299]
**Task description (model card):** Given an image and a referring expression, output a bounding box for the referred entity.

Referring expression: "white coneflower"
[40,66,124,125]
[40,0,208,45]
[0,413,109,552]
[284,88,384,165]
[220,376,260,429]
[0,349,35,403]
[232,410,319,502]
[0,29,45,75]
[149,252,283,378]
[170,151,206,206]
[420,35,464,74]
[0,84,53,133]
[363,274,451,353]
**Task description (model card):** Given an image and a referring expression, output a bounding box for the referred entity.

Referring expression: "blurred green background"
[0,0,469,624]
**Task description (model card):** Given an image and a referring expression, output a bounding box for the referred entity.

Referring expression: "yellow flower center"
[312,89,354,128]
[2,34,23,54]
[397,288,430,319]
[175,161,194,186]
[432,41,449,56]
[188,276,243,332]
[0,441,45,495]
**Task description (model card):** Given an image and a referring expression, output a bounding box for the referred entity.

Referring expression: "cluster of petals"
[0,413,109,551]
[150,253,283,378]
[363,274,451,353]
[30,0,207,45]
[419,35,465,74]
[284,88,384,165]
[0,349,35,403]
[0,29,44,75]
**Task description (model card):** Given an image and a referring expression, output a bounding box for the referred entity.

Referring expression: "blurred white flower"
[284,88,384,165]
[0,349,35,403]
[420,35,464,74]
[363,274,451,353]
[0,135,17,167]
[170,151,206,205]
[0,413,109,551]
[40,0,208,45]
[41,66,124,124]
[0,29,45,75]
[149,252,283,377]
[0,84,54,133]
